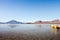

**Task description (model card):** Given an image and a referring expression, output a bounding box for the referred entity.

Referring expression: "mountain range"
[0,19,60,24]
[33,19,60,24]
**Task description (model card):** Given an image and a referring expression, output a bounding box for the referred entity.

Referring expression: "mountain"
[6,20,23,24]
[0,20,24,24]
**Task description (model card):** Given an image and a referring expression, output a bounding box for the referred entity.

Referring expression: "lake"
[0,24,60,40]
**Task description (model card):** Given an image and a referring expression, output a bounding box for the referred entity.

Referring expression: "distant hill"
[0,20,24,24]
[50,19,60,24]
[33,19,60,24]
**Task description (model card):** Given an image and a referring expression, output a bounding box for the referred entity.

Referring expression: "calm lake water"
[0,24,60,40]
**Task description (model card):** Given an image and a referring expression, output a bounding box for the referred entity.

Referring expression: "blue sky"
[0,0,60,22]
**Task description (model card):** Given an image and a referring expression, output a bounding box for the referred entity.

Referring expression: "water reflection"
[34,24,42,27]
[51,28,60,35]
[8,24,17,28]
